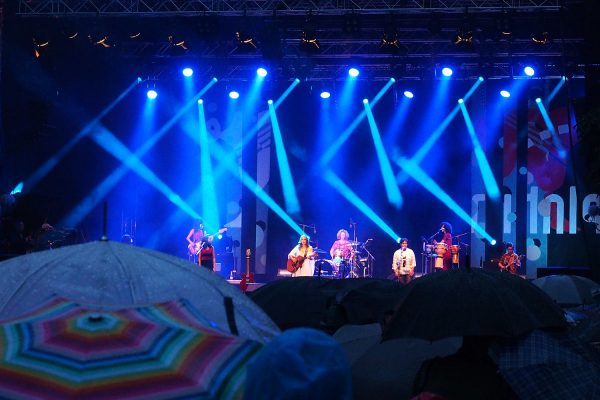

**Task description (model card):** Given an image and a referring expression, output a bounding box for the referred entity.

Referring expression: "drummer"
[329,229,353,276]
[433,222,453,271]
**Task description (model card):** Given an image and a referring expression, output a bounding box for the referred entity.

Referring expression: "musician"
[186,220,206,261]
[433,221,453,271]
[392,238,416,285]
[288,234,316,277]
[199,235,217,272]
[498,242,521,274]
[329,229,353,259]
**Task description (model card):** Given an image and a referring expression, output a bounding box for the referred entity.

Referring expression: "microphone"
[349,219,353,228]
[314,225,317,234]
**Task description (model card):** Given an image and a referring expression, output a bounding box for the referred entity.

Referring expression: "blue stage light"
[182,68,194,77]
[491,239,497,246]
[535,97,542,103]
[257,67,268,77]
[362,98,368,104]
[441,67,453,77]
[458,98,464,104]
[267,99,273,105]
[500,90,511,98]
[198,99,203,104]
[229,91,240,99]
[524,66,535,77]
[320,91,331,99]
[403,91,414,99]
[348,68,360,78]
[146,90,157,100]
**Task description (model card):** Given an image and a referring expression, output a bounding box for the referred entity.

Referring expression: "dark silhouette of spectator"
[412,336,517,400]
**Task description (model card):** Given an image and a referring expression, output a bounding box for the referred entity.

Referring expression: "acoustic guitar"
[287,256,305,273]
[240,248,255,292]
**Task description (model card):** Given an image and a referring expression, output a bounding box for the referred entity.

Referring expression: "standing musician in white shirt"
[392,238,417,285]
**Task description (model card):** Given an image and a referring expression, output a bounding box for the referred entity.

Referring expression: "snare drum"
[434,243,447,269]
[451,245,460,264]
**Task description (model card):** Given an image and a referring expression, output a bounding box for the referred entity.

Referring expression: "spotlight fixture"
[301,29,320,51]
[236,31,257,50]
[380,26,400,50]
[229,91,240,99]
[320,91,331,99]
[523,66,535,77]
[32,37,49,58]
[182,68,194,77]
[168,35,188,51]
[531,31,550,45]
[403,90,414,99]
[441,67,453,77]
[88,34,111,48]
[497,11,513,36]
[453,12,474,47]
[147,89,158,100]
[500,90,511,98]
[453,28,473,46]
[300,13,320,52]
[348,68,360,78]
[256,67,268,78]
[342,13,360,34]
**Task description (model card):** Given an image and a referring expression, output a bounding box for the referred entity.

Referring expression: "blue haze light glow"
[396,77,484,185]
[320,78,396,166]
[546,77,566,104]
[10,182,23,195]
[24,79,139,193]
[363,101,403,207]
[60,78,218,228]
[223,79,301,176]
[535,97,567,159]
[268,101,301,215]
[394,157,496,244]
[459,102,500,200]
[324,170,400,241]
[197,100,220,231]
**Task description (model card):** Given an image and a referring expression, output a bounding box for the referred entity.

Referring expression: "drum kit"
[312,240,372,279]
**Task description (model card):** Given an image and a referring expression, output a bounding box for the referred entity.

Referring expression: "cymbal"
[349,241,362,246]
[313,248,328,254]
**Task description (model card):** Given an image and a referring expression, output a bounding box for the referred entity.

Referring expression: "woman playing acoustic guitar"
[287,234,316,277]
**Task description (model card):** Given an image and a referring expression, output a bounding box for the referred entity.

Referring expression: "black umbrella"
[249,277,406,332]
[382,268,566,342]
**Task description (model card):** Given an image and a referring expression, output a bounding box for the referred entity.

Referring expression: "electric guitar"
[499,254,525,273]
[240,248,255,292]
[287,255,305,273]
[187,227,228,256]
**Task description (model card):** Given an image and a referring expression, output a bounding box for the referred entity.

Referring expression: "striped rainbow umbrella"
[0,298,263,399]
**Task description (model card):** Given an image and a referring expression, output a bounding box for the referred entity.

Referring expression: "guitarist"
[186,221,206,262]
[498,242,521,274]
[287,234,316,277]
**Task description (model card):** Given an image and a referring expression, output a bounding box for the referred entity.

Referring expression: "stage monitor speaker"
[536,267,593,279]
